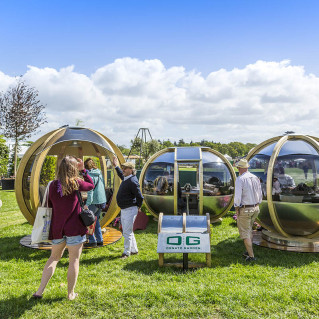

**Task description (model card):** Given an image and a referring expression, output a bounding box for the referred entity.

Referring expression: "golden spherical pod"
[15,126,125,228]
[246,134,319,248]
[139,147,236,222]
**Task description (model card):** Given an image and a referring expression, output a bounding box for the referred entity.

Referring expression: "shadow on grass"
[0,235,50,261]
[214,237,319,268]
[0,295,64,319]
[3,226,319,270]
[123,259,190,275]
[60,255,122,267]
[123,237,319,274]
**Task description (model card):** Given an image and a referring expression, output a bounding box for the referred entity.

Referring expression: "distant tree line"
[118,138,256,168]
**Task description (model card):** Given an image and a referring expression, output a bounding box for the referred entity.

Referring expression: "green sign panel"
[158,233,210,253]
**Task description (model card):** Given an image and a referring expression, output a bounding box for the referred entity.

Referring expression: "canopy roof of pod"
[37,126,116,156]
[248,134,319,158]
[151,147,226,164]
[256,139,318,157]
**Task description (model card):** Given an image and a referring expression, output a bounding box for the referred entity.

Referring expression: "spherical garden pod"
[246,134,319,248]
[139,147,236,221]
[15,126,125,228]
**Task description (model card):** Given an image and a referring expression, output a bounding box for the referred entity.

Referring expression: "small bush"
[40,156,57,185]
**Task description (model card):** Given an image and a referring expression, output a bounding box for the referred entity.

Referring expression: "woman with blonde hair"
[32,155,94,300]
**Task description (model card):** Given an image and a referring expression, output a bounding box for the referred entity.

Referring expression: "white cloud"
[1,58,318,147]
[0,71,18,91]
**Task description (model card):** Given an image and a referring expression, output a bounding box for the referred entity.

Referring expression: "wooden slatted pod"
[15,127,125,228]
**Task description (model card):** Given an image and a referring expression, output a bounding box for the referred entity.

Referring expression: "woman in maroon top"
[33,156,94,300]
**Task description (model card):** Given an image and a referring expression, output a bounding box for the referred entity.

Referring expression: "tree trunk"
[14,139,18,177]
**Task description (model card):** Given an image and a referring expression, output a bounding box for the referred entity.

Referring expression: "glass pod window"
[202,151,234,217]
[178,162,200,215]
[273,154,319,203]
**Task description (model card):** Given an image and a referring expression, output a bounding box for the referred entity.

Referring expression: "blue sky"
[1,0,318,76]
[1,1,319,146]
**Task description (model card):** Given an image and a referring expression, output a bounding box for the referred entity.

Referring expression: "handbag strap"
[95,175,100,188]
[76,190,84,208]
[41,181,52,208]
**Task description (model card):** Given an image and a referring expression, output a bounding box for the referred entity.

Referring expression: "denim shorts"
[52,235,86,246]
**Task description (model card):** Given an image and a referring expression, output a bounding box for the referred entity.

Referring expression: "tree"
[147,139,163,156]
[162,139,174,148]
[177,139,186,146]
[7,140,33,177]
[7,145,21,177]
[129,138,164,168]
[0,80,47,176]
[40,156,57,185]
[117,145,130,156]
[0,135,9,176]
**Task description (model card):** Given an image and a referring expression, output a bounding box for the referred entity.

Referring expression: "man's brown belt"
[242,204,258,208]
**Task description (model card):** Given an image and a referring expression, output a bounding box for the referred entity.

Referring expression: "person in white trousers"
[112,157,144,259]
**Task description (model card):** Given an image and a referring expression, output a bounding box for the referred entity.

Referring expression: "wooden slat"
[159,253,164,267]
[19,227,122,250]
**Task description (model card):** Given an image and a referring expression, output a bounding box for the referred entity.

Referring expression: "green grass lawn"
[1,189,319,318]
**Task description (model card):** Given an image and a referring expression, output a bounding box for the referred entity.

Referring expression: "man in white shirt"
[234,159,262,261]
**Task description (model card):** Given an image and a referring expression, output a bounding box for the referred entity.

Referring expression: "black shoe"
[84,242,97,248]
[131,252,138,255]
[245,256,257,262]
[242,251,249,258]
[97,242,104,246]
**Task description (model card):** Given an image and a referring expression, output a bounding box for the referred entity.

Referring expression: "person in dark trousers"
[112,157,143,259]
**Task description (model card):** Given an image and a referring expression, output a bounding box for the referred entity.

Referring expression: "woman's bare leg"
[35,241,66,296]
[67,243,83,300]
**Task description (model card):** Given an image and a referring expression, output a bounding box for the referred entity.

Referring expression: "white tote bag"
[31,181,53,244]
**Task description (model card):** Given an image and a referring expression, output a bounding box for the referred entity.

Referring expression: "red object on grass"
[118,209,149,232]
[133,209,149,231]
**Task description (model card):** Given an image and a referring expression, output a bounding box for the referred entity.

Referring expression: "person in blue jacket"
[83,158,107,248]
[112,156,144,259]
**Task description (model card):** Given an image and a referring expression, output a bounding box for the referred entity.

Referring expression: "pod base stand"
[253,229,319,253]
[20,227,122,250]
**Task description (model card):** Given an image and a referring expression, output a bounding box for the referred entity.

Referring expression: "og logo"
[166,236,200,246]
